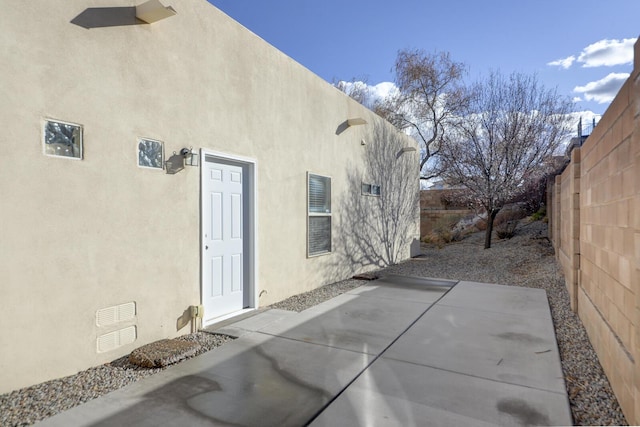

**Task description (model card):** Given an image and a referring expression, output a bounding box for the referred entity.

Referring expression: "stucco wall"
[548,37,640,424]
[0,1,419,393]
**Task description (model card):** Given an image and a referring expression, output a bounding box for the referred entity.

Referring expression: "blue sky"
[208,0,638,118]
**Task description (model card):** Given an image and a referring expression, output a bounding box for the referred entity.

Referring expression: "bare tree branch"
[333,76,374,108]
[375,49,469,181]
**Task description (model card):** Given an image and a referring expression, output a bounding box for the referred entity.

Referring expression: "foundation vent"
[97,326,137,353]
[96,302,136,327]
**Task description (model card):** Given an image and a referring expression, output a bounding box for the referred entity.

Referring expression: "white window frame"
[43,118,83,160]
[307,172,332,257]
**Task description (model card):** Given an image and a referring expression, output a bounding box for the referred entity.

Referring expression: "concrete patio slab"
[310,357,572,427]
[376,274,458,288]
[383,303,566,392]
[257,292,434,355]
[35,276,571,427]
[37,332,372,427]
[439,281,553,320]
[346,274,454,304]
[207,308,298,338]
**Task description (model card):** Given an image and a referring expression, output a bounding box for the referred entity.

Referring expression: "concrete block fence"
[547,37,640,424]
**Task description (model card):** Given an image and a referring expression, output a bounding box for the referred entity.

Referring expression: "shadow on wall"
[71,7,143,29]
[335,120,350,136]
[330,122,419,278]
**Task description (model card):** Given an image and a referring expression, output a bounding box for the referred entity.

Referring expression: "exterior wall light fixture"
[165,147,197,174]
[180,147,198,167]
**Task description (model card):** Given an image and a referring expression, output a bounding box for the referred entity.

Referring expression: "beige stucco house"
[0,0,419,393]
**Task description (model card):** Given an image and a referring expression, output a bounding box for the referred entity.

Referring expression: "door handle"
[205,245,208,250]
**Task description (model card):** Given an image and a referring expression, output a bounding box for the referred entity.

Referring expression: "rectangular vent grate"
[96,302,136,327]
[97,326,137,353]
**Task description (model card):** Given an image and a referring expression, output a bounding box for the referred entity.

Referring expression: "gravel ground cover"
[0,333,234,427]
[269,278,366,312]
[0,220,626,425]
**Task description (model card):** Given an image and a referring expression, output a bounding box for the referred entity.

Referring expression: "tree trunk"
[484,209,500,249]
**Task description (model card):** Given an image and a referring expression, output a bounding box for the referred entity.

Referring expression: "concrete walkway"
[36,275,572,426]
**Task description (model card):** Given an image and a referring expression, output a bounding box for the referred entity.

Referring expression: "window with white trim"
[308,173,331,256]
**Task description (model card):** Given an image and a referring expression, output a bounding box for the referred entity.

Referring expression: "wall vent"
[96,302,136,327]
[97,326,137,353]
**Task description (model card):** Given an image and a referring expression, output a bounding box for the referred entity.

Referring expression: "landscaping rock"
[352,272,379,280]
[128,339,202,368]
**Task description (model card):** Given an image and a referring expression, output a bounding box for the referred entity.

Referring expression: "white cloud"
[557,110,601,149]
[547,38,634,69]
[369,82,398,100]
[573,72,629,103]
[547,55,575,69]
[577,38,635,67]
[572,97,582,103]
[336,80,398,108]
[566,110,600,127]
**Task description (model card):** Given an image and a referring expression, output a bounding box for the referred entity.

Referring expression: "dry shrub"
[425,215,463,247]
[530,205,547,221]
[494,209,526,239]
[421,234,433,244]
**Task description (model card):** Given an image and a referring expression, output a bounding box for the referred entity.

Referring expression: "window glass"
[308,216,331,255]
[362,182,381,196]
[308,173,331,256]
[308,174,331,213]
[44,120,82,159]
[138,138,164,169]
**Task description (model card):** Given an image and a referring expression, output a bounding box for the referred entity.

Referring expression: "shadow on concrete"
[83,278,453,426]
[54,278,571,426]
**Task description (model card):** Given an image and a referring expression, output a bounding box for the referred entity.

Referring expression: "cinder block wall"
[420,190,447,210]
[419,190,471,236]
[558,149,581,311]
[549,37,640,424]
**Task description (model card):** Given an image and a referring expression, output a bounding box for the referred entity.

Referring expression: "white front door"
[202,158,245,322]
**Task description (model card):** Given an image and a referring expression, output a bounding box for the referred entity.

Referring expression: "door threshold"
[202,308,257,328]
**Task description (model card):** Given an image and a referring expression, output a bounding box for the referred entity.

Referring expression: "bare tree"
[375,49,469,180]
[333,76,374,108]
[441,71,573,249]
